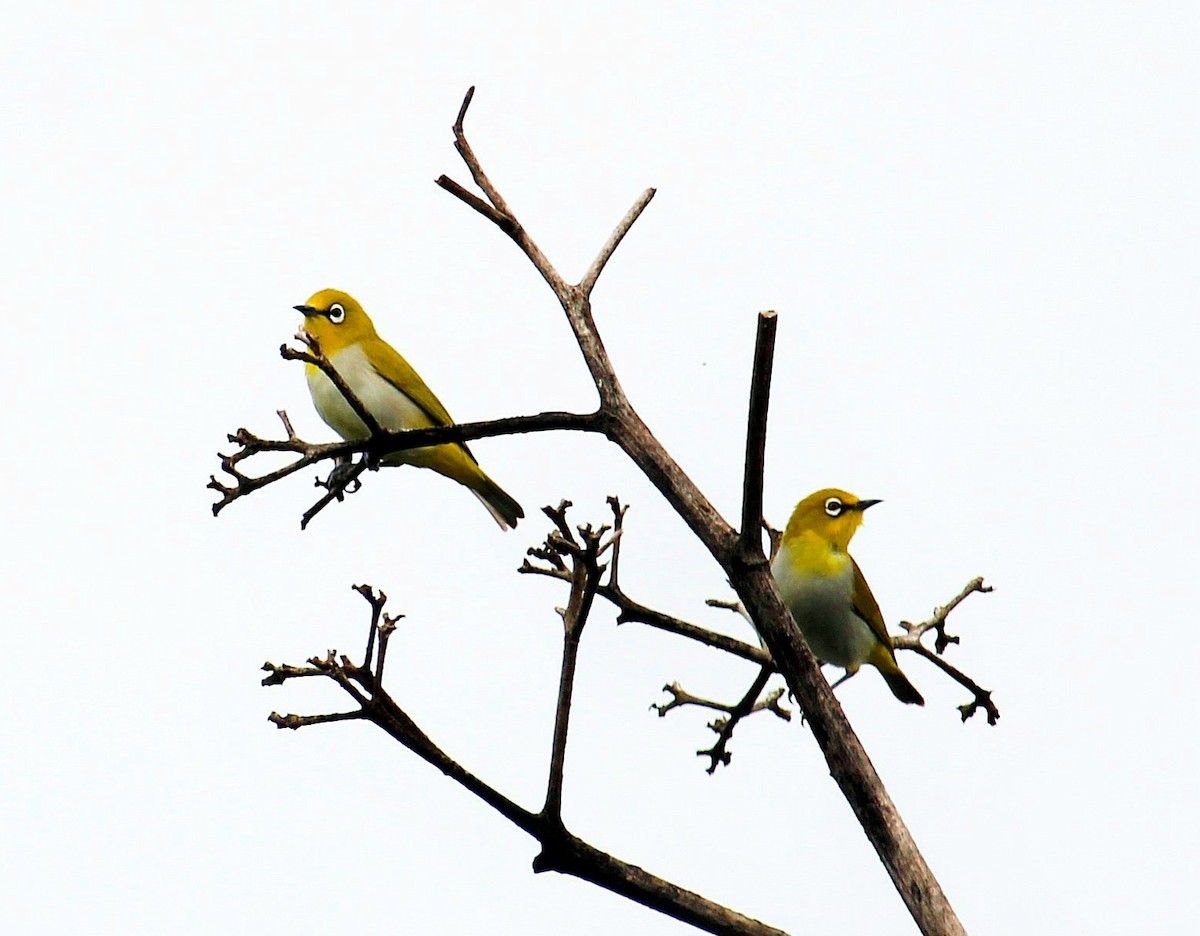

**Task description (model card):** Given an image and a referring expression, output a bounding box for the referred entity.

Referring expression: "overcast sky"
[3,4,1197,934]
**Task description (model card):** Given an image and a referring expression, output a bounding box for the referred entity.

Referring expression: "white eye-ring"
[824,497,844,517]
[327,302,346,324]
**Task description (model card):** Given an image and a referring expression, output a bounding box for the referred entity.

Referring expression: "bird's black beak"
[294,304,318,318]
[852,498,882,512]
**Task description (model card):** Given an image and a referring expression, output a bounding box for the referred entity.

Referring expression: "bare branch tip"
[454,86,476,132]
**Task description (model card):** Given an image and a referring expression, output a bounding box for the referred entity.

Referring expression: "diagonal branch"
[520,501,770,667]
[696,665,780,774]
[439,91,967,936]
[579,189,658,297]
[898,576,992,655]
[283,332,383,436]
[436,87,569,297]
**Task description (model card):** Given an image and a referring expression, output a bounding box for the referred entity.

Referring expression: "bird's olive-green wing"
[849,556,895,651]
[365,339,481,464]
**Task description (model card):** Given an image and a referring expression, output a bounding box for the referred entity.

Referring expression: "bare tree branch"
[895,578,999,724]
[539,502,611,823]
[282,331,384,436]
[898,576,992,655]
[739,311,777,558]
[228,87,1000,936]
[435,90,966,936]
[653,668,791,775]
[579,188,658,297]
[436,87,570,297]
[265,584,788,936]
[210,405,603,522]
[520,500,770,666]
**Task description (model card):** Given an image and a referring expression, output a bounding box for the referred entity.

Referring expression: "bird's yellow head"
[781,488,881,553]
[294,288,377,354]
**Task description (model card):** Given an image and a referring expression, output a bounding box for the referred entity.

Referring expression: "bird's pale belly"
[306,345,434,466]
[771,553,877,670]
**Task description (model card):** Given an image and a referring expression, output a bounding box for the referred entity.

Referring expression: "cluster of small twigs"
[652,672,790,774]
[897,578,999,725]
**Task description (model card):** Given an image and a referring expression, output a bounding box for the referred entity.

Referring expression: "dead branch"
[530,499,995,758]
[537,501,613,822]
[231,86,1000,936]
[210,401,601,525]
[738,312,777,559]
[264,583,787,936]
[432,86,969,935]
[895,578,999,724]
[653,668,791,774]
[522,498,771,666]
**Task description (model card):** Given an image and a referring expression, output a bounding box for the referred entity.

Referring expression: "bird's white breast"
[771,545,876,670]
[306,343,432,443]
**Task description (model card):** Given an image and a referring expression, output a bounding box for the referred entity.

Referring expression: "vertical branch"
[739,311,778,559]
[543,519,604,823]
[544,619,583,823]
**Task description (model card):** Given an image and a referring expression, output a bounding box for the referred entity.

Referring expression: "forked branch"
[264,582,786,936]
[239,87,995,936]
[431,86,971,935]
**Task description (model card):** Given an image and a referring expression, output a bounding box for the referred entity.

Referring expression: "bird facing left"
[294,288,524,529]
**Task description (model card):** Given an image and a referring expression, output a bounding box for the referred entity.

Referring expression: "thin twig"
[440,87,569,296]
[697,666,784,774]
[269,710,366,729]
[579,189,657,296]
[301,458,370,529]
[520,556,770,666]
[652,668,791,774]
[899,576,993,654]
[894,577,999,723]
[434,174,517,234]
[352,583,388,675]
[604,496,629,587]
[910,646,1001,726]
[283,332,384,436]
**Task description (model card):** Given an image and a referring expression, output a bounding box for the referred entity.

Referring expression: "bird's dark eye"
[824,497,844,517]
[327,303,346,324]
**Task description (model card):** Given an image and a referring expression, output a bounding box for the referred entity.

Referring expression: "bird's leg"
[322,455,362,499]
[828,669,858,691]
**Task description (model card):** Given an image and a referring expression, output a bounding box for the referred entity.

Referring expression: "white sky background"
[2,3,1197,934]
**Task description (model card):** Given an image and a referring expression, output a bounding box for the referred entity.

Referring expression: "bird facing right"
[770,488,924,705]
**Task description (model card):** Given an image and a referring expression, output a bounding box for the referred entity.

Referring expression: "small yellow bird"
[294,288,524,529]
[771,488,923,705]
